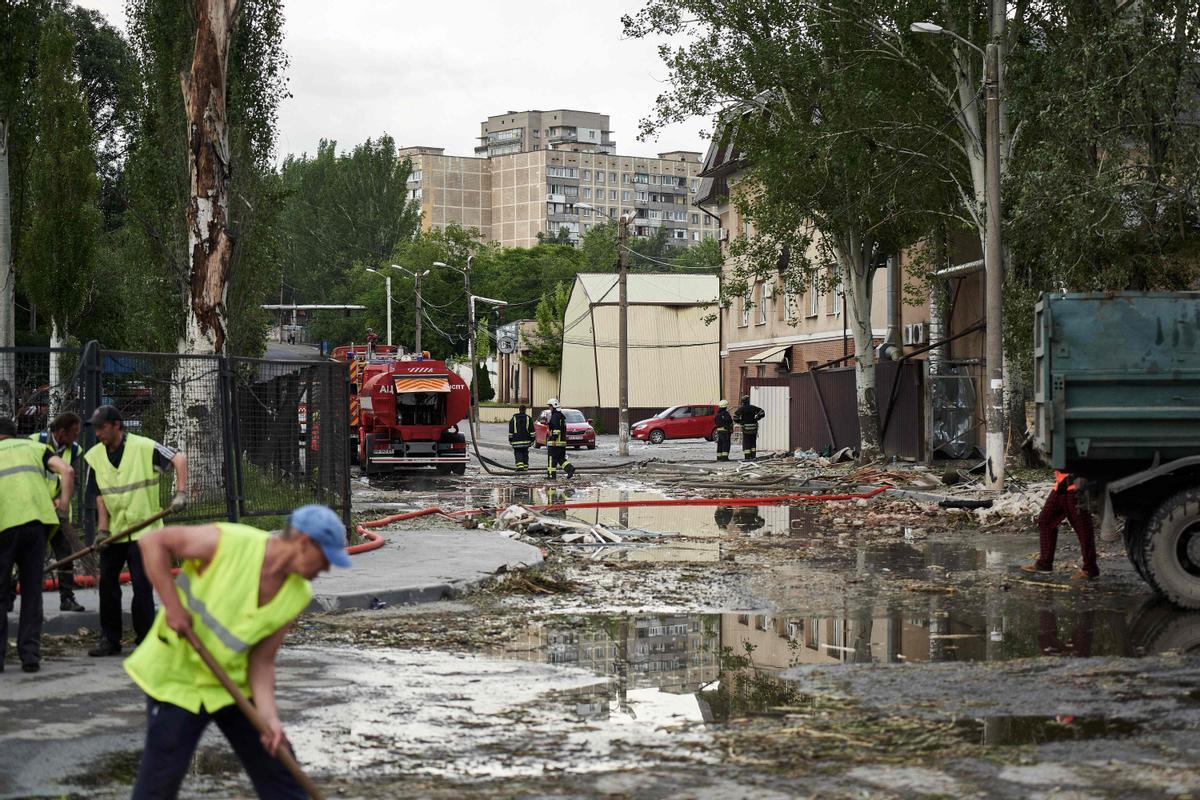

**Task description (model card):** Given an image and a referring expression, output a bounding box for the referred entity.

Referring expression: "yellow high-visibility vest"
[83,434,164,539]
[124,523,312,713]
[0,438,58,532]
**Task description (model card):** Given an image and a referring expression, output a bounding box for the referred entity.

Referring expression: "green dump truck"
[1034,292,1200,607]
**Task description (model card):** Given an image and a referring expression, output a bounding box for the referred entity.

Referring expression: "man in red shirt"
[1023,471,1099,580]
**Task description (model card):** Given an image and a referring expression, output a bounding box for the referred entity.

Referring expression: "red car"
[534,408,597,450]
[631,404,718,444]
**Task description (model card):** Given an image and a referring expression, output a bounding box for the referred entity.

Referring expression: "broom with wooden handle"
[182,628,326,800]
[46,508,173,573]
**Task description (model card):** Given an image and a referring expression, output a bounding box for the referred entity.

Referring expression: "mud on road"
[12,467,1200,799]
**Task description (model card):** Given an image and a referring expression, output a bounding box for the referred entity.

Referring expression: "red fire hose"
[29,487,887,594]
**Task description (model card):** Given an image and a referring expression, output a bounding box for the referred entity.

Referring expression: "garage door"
[750,385,790,453]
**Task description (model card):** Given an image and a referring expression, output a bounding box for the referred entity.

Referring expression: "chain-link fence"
[0,343,350,538]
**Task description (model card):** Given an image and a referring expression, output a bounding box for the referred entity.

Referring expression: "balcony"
[547,193,566,204]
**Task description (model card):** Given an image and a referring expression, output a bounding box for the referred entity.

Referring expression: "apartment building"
[398,146,492,235]
[476,108,616,157]
[401,109,716,249]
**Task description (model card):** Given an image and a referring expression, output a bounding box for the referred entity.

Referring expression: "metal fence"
[747,360,927,460]
[0,343,350,538]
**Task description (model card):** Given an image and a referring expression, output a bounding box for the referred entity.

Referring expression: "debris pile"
[493,504,628,544]
[972,487,1051,525]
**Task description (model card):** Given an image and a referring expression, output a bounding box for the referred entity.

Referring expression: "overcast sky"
[75,0,710,161]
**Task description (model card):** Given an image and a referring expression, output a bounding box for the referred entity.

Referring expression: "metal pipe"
[885,255,901,348]
[618,215,630,457]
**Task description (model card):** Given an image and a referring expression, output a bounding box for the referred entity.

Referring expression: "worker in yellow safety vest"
[125,504,350,798]
[0,416,74,673]
[84,404,188,657]
[29,411,86,612]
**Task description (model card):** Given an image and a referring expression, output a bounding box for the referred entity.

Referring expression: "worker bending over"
[126,505,350,798]
[86,405,188,657]
[1023,471,1100,580]
[713,400,733,462]
[507,405,535,472]
[0,416,74,673]
[733,394,765,461]
[30,411,86,611]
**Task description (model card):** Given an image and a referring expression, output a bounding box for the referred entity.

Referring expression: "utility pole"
[984,40,1005,492]
[617,214,630,457]
[367,267,396,345]
[391,264,429,355]
[414,270,424,354]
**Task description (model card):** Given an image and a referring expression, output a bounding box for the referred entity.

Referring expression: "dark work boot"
[60,592,86,612]
[88,640,122,657]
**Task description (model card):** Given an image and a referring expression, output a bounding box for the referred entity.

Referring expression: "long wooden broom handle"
[45,508,173,573]
[183,629,326,800]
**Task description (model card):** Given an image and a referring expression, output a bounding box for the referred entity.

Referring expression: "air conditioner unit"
[903,324,915,345]
[912,322,927,345]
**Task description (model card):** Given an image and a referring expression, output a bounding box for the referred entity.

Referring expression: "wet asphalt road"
[4,469,1200,799]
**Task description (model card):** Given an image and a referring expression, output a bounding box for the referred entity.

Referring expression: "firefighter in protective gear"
[544,399,575,480]
[713,400,733,462]
[507,405,536,471]
[733,394,765,461]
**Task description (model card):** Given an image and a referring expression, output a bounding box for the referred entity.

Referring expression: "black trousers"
[0,521,47,668]
[512,446,530,471]
[547,445,569,477]
[716,431,731,461]
[47,529,77,597]
[132,695,307,799]
[99,539,155,646]
[742,431,758,460]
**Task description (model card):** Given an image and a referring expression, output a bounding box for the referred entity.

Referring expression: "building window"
[740,291,751,327]
[808,274,819,317]
[636,191,647,202]
[583,170,591,181]
[758,283,768,324]
[692,231,700,241]
[691,213,699,225]
[622,191,631,201]
[609,189,617,201]
[409,170,423,182]
[622,173,631,184]
[610,171,618,182]
[596,172,604,183]
[583,187,591,199]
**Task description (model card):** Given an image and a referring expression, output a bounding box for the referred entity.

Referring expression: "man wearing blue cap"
[124,505,350,799]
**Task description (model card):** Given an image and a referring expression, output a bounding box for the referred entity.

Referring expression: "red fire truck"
[332,345,470,475]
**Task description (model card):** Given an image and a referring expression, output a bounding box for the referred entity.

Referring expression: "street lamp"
[364,268,392,347]
[577,202,637,457]
[434,256,502,441]
[912,20,1006,492]
[390,264,430,354]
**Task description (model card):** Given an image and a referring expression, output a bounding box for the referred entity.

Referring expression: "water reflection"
[494,600,1200,724]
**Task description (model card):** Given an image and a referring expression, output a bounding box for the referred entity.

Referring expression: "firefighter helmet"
[718,399,728,408]
[547,398,559,408]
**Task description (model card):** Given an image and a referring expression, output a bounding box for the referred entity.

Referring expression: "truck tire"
[1124,518,1151,584]
[451,463,466,476]
[1140,487,1200,609]
[1128,598,1200,654]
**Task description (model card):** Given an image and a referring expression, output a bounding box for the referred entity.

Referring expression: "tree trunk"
[167,0,242,500]
[0,117,14,418]
[48,319,63,419]
[837,245,881,462]
[179,0,238,357]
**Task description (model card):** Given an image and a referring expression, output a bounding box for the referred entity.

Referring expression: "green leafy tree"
[19,12,102,358]
[625,1,942,459]
[671,236,722,272]
[524,282,572,372]
[581,219,618,273]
